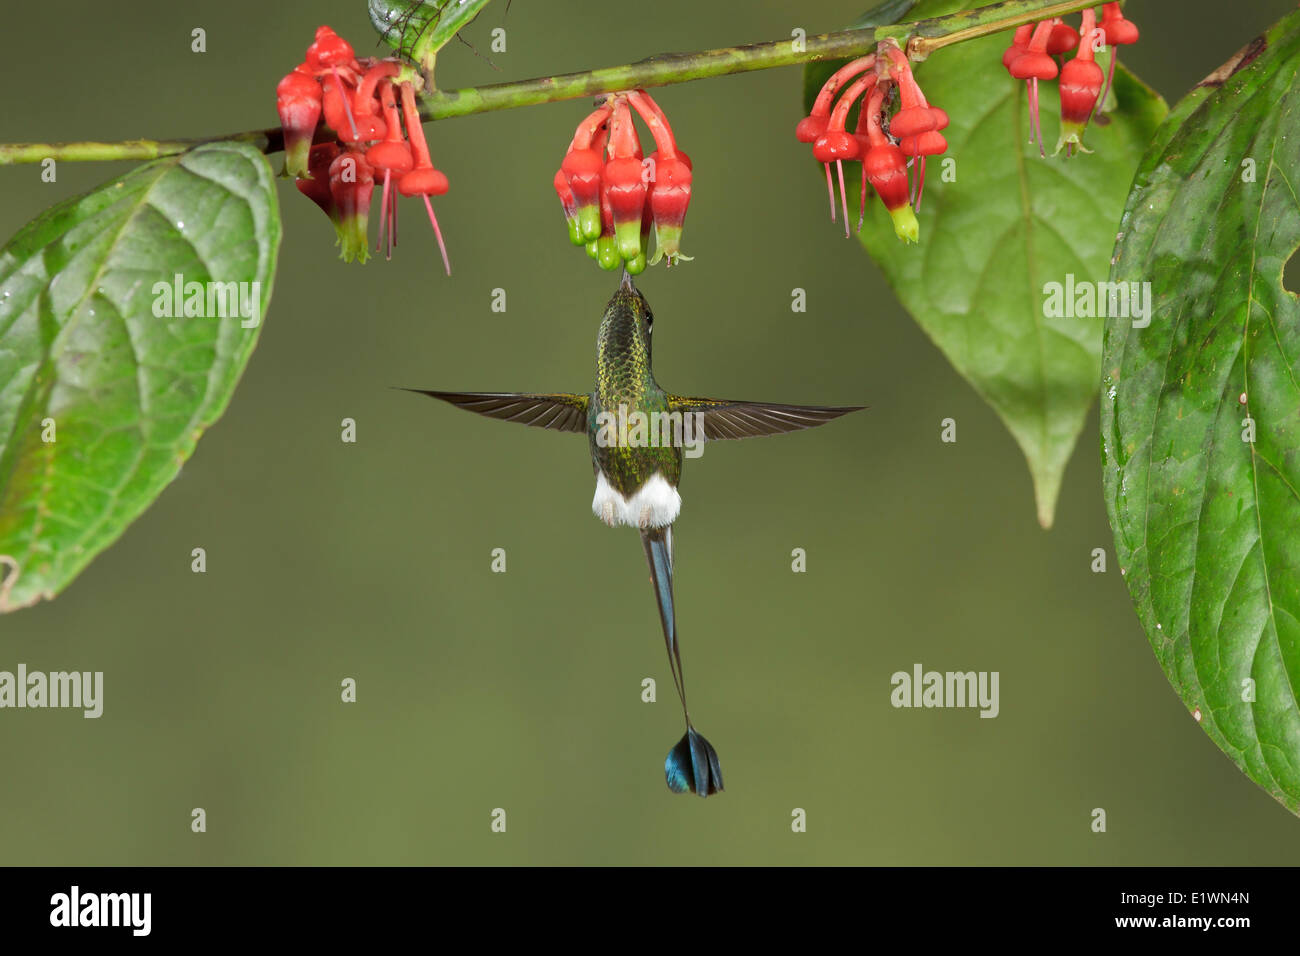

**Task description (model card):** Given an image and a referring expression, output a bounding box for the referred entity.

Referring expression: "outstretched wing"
[666,397,864,440]
[404,390,590,433]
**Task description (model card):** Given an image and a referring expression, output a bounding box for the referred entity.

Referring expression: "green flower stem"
[0,130,282,166]
[907,0,1115,58]
[0,0,1101,166]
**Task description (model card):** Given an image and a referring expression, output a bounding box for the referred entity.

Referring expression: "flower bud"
[329,149,375,263]
[277,70,322,179]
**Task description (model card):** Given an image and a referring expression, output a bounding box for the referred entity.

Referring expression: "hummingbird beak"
[619,266,636,292]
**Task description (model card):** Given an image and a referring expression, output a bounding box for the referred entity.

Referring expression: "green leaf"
[1101,13,1300,815]
[846,0,922,30]
[369,0,494,66]
[0,142,280,612]
[804,0,1166,527]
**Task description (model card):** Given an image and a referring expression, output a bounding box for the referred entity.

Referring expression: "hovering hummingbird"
[407,272,863,796]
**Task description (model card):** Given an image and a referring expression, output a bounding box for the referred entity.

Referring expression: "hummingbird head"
[598,270,655,372]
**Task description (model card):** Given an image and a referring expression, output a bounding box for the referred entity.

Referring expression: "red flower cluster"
[1003,3,1139,157]
[796,42,947,244]
[276,26,450,271]
[554,90,692,273]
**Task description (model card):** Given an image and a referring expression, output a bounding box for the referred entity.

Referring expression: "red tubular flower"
[1002,24,1032,69]
[852,100,875,230]
[801,56,877,221]
[284,27,461,270]
[307,26,355,67]
[811,126,863,234]
[1095,3,1140,121]
[396,80,451,276]
[882,45,947,211]
[580,128,612,265]
[865,148,911,219]
[295,142,341,224]
[1097,2,1140,46]
[603,97,647,263]
[1009,20,1059,158]
[307,27,361,142]
[346,61,399,144]
[1047,18,1080,56]
[329,149,375,264]
[1009,22,1058,80]
[560,103,613,243]
[277,69,321,179]
[812,128,858,227]
[814,72,867,236]
[645,150,691,267]
[860,86,918,244]
[555,91,694,271]
[884,48,935,140]
[554,169,582,246]
[797,54,876,144]
[365,80,414,260]
[900,131,949,159]
[1056,10,1104,156]
[595,175,621,271]
[629,90,692,267]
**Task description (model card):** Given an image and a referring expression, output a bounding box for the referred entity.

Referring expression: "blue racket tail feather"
[642,527,723,797]
[666,727,724,796]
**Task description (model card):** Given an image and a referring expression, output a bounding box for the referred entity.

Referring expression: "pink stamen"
[836,161,850,238]
[1029,78,1044,157]
[858,162,868,233]
[423,195,451,276]
[824,163,836,221]
[915,156,927,212]
[331,67,360,141]
[385,190,394,256]
[387,183,396,259]
[376,170,391,256]
[1022,83,1032,148]
[1093,51,1118,125]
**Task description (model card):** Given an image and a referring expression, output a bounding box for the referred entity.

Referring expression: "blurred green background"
[2,0,1298,865]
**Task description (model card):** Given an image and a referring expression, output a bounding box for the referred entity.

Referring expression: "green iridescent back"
[588,287,682,496]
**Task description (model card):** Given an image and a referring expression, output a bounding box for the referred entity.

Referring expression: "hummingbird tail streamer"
[641,526,724,797]
[666,728,724,798]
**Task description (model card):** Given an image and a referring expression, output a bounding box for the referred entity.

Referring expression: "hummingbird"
[407,272,863,796]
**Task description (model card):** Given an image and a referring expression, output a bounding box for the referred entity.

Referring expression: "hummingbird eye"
[645,312,654,334]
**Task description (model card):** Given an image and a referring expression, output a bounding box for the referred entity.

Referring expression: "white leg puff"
[592,471,681,529]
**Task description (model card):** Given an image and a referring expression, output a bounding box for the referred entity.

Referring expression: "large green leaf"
[1102,13,1300,815]
[0,142,280,612]
[805,0,1166,526]
[369,0,494,65]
